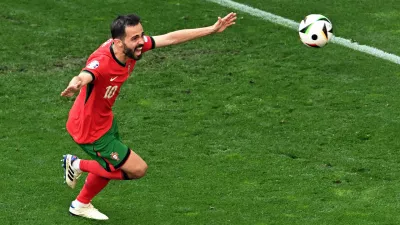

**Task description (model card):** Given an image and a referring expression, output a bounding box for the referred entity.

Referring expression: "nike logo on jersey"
[110,76,118,82]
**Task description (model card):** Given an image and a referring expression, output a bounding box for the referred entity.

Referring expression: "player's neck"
[111,44,128,64]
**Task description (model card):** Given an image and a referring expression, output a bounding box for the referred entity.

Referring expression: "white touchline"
[207,0,400,65]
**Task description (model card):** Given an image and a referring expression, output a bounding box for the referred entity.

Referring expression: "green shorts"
[78,120,130,172]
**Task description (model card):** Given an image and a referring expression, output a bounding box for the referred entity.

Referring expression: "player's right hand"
[61,80,82,97]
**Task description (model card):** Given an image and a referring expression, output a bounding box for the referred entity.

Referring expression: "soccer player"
[60,12,236,220]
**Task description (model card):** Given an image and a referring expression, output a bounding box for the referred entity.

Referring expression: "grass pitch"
[1,0,400,224]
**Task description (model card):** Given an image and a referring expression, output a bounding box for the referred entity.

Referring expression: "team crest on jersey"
[110,152,120,161]
[87,60,100,69]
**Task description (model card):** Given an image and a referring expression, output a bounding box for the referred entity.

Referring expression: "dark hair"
[110,14,141,39]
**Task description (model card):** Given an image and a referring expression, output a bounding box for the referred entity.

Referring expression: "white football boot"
[62,154,82,189]
[69,202,109,220]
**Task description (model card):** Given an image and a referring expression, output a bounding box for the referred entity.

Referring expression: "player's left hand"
[212,12,237,33]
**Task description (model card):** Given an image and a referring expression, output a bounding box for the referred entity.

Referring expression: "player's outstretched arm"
[152,12,236,48]
[60,71,93,97]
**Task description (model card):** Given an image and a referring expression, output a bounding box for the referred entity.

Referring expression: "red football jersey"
[67,36,155,144]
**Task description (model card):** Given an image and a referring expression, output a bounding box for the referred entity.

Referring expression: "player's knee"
[127,162,148,179]
[134,162,148,178]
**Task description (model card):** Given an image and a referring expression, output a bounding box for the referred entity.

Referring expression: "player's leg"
[75,141,148,181]
[76,173,109,204]
[73,149,147,180]
[79,144,148,180]
[64,120,130,186]
[67,140,139,220]
[63,154,112,220]
[69,173,110,220]
[83,119,147,180]
[67,152,147,221]
[62,152,126,189]
[119,149,148,179]
[79,159,127,180]
[64,153,125,220]
[112,122,147,179]
[63,120,147,220]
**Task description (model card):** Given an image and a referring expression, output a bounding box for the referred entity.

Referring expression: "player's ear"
[113,38,123,47]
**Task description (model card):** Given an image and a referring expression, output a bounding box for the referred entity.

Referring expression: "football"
[298,14,333,48]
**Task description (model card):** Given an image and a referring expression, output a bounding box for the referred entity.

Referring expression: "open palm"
[212,12,237,33]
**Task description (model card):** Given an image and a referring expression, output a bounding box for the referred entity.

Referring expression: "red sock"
[79,160,126,180]
[76,173,109,204]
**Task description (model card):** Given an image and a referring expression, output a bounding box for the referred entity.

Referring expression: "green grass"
[1,0,400,224]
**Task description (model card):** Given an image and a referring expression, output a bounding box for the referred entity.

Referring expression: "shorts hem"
[115,147,131,169]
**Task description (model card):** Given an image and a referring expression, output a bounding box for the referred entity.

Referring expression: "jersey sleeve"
[142,36,155,53]
[81,55,108,81]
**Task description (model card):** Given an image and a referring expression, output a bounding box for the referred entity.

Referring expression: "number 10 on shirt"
[104,86,118,99]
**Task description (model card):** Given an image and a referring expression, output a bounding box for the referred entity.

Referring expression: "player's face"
[122,24,145,60]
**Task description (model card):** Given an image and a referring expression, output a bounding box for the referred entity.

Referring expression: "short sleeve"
[81,55,108,81]
[142,36,155,53]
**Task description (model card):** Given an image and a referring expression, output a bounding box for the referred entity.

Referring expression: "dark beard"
[123,43,143,60]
